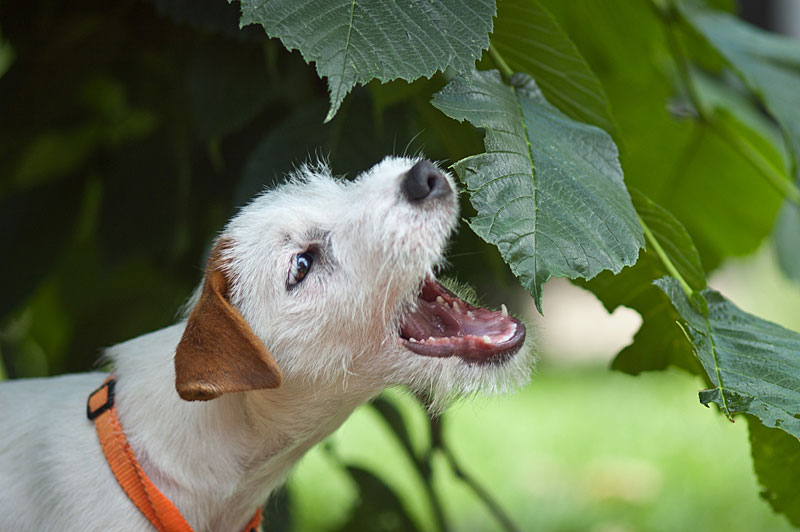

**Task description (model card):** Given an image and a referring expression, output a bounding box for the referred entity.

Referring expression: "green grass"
[287,366,794,532]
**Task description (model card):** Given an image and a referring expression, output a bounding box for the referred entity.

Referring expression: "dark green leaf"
[491,0,617,134]
[748,416,800,528]
[335,466,420,532]
[586,261,702,377]
[0,179,84,319]
[371,397,417,464]
[634,189,706,292]
[432,70,643,310]
[238,0,495,121]
[236,103,329,207]
[612,298,702,376]
[262,486,292,532]
[152,0,262,40]
[582,198,704,375]
[237,89,438,207]
[186,39,273,139]
[656,276,800,438]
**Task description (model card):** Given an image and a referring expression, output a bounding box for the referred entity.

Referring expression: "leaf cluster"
[3,0,800,528]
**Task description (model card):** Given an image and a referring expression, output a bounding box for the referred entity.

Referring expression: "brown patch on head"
[175,239,282,401]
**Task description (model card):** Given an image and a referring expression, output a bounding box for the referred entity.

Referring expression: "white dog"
[0,157,530,532]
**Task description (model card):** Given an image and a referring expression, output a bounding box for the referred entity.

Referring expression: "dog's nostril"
[402,160,451,203]
[427,175,438,191]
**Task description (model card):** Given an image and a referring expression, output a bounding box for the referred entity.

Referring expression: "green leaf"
[238,0,495,122]
[153,0,262,40]
[431,70,643,310]
[491,0,617,135]
[539,0,782,271]
[613,298,702,376]
[335,466,420,532]
[666,124,783,270]
[634,189,706,292]
[583,256,701,376]
[0,179,85,319]
[582,192,705,375]
[680,6,800,175]
[691,69,791,173]
[371,397,417,464]
[656,276,800,438]
[686,21,800,280]
[262,487,292,532]
[748,416,800,528]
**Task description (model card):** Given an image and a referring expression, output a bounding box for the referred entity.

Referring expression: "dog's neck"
[108,323,373,532]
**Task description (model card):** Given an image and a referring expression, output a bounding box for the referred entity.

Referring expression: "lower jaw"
[402,343,523,365]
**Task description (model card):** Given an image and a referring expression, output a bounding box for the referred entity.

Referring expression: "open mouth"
[399,278,526,364]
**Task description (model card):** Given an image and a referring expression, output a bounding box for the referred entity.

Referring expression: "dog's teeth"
[501,304,508,317]
[452,300,461,313]
[428,336,435,342]
[482,335,491,343]
[409,337,418,343]
[467,310,474,318]
[436,296,445,305]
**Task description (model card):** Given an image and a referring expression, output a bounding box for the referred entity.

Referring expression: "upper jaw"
[397,276,526,365]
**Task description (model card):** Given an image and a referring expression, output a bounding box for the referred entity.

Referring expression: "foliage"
[431,70,642,310]
[237,0,496,122]
[2,0,800,529]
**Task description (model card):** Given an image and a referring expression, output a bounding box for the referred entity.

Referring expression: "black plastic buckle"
[87,378,116,421]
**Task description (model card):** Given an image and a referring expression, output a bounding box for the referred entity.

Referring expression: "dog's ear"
[175,241,282,401]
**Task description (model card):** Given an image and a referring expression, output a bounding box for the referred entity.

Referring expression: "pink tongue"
[400,299,507,340]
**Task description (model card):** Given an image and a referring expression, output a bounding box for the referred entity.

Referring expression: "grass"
[287,365,794,532]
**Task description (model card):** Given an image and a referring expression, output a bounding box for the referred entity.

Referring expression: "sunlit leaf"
[540,0,782,271]
[491,0,617,134]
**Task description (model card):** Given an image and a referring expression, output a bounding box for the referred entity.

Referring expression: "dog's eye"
[288,252,314,288]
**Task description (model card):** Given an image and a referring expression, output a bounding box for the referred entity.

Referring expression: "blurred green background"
[3,0,800,530]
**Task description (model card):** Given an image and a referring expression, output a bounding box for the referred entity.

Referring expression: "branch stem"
[639,216,694,299]
[488,45,513,81]
[439,444,523,532]
[711,116,800,205]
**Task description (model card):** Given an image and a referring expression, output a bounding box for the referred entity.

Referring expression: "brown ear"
[175,246,282,401]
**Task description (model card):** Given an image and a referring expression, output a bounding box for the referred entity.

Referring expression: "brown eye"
[288,252,314,288]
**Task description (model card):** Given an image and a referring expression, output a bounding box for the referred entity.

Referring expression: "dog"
[0,157,531,532]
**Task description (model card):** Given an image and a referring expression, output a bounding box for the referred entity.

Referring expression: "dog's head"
[175,157,531,405]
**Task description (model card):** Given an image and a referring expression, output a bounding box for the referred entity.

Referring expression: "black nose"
[402,160,451,203]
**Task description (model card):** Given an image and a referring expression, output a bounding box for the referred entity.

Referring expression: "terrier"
[0,157,530,532]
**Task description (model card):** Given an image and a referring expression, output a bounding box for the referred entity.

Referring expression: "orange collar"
[88,376,262,532]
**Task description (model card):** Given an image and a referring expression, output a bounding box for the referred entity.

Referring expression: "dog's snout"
[402,160,451,203]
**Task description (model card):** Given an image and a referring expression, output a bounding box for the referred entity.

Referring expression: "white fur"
[0,156,533,532]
